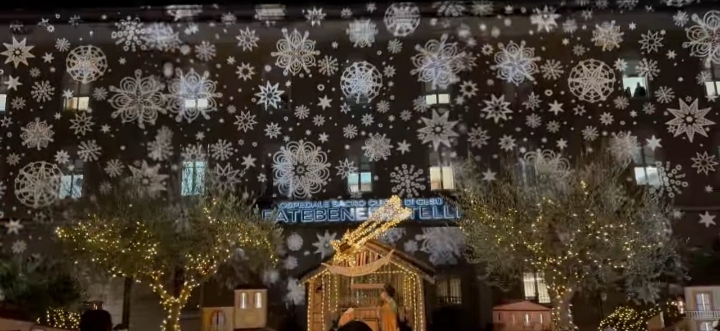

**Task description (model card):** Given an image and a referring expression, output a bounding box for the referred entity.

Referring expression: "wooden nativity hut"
[300,239,435,331]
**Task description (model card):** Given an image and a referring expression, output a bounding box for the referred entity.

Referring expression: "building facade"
[0,1,719,331]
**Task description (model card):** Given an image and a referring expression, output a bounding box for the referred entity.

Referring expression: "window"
[696,292,712,311]
[0,93,6,113]
[59,158,84,199]
[436,277,461,304]
[184,98,209,112]
[429,147,455,190]
[703,59,720,97]
[181,160,206,196]
[524,313,531,326]
[700,322,714,331]
[523,272,550,304]
[622,59,650,99]
[254,292,262,308]
[62,76,92,111]
[240,292,247,309]
[423,82,451,106]
[633,144,660,186]
[65,96,90,111]
[346,143,373,194]
[539,314,543,324]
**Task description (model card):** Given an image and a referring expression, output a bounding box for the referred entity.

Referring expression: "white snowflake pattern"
[167,68,223,122]
[666,98,714,142]
[362,133,392,161]
[271,28,320,76]
[491,41,540,85]
[20,118,54,150]
[389,164,426,198]
[312,230,337,258]
[255,81,285,110]
[13,161,62,208]
[346,19,378,47]
[410,34,466,89]
[415,227,465,265]
[417,109,459,151]
[272,140,330,198]
[109,69,166,129]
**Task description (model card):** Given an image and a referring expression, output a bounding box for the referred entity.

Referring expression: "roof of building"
[493,300,551,312]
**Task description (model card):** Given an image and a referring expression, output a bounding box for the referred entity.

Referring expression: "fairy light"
[331,195,411,265]
[598,300,680,331]
[56,192,280,331]
[454,153,681,331]
[40,308,80,330]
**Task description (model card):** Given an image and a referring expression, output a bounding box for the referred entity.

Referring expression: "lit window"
[429,148,455,191]
[65,96,90,111]
[347,148,373,194]
[59,159,84,199]
[524,313,531,326]
[696,293,712,311]
[181,161,206,196]
[539,314,543,324]
[184,98,209,111]
[255,292,262,308]
[436,277,462,305]
[703,59,720,97]
[0,94,6,113]
[633,144,660,186]
[240,292,247,309]
[700,322,714,331]
[622,59,650,99]
[424,82,451,106]
[523,272,550,304]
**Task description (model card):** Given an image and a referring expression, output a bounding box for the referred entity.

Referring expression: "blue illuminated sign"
[261,198,460,223]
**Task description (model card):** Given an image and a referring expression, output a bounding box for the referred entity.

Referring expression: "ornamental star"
[255,81,285,110]
[4,219,22,235]
[1,37,34,68]
[699,211,716,228]
[665,98,714,142]
[417,109,459,151]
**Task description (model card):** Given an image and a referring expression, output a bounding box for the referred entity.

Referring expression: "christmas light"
[598,300,681,331]
[453,151,684,331]
[331,195,411,265]
[57,185,281,331]
[40,308,81,330]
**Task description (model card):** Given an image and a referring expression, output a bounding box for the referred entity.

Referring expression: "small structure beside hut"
[300,239,434,331]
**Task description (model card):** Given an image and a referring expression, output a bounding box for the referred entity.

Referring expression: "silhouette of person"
[634,82,647,98]
[624,87,632,97]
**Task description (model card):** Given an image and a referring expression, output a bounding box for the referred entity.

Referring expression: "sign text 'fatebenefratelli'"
[261,198,460,223]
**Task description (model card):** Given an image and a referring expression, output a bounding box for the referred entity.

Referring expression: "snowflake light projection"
[410,33,467,89]
[340,61,382,102]
[271,28,320,76]
[14,161,62,208]
[1,0,720,309]
[567,59,615,103]
[272,140,330,199]
[65,45,108,84]
[167,68,223,122]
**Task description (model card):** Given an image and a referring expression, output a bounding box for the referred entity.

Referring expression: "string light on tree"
[453,147,685,331]
[56,178,281,331]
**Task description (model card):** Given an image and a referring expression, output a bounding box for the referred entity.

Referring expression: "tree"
[0,253,84,320]
[453,147,684,331]
[56,178,281,331]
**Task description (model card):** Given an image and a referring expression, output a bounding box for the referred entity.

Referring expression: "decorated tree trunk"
[153,279,195,331]
[548,286,576,331]
[160,299,185,331]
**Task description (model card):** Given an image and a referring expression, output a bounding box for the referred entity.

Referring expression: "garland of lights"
[39,308,81,330]
[598,300,682,331]
[56,186,281,331]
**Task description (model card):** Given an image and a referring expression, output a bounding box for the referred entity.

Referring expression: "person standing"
[379,284,398,331]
